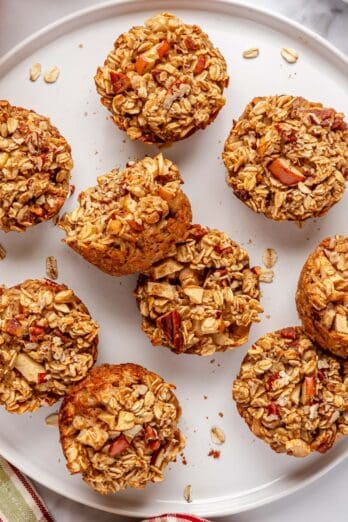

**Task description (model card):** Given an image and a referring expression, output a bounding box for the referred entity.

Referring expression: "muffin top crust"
[0,279,99,413]
[59,154,192,275]
[95,12,229,143]
[0,100,72,232]
[59,363,185,494]
[135,225,262,355]
[296,235,348,357]
[233,327,348,457]
[223,95,347,221]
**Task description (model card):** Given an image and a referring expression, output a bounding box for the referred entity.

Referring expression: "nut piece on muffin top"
[95,12,229,144]
[135,224,263,355]
[297,235,348,358]
[223,95,347,222]
[0,279,99,414]
[59,363,185,494]
[0,100,73,232]
[233,327,348,457]
[59,154,192,276]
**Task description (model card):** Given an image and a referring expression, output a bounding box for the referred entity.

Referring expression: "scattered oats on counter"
[0,244,6,260]
[210,426,225,445]
[262,248,278,269]
[44,66,60,83]
[281,47,299,64]
[259,269,274,283]
[184,484,192,503]
[242,47,259,59]
[45,413,59,427]
[29,63,41,81]
[46,256,58,280]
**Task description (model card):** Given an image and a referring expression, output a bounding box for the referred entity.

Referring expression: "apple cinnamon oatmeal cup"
[94,12,229,144]
[134,225,263,356]
[59,154,192,276]
[233,327,348,457]
[296,235,348,358]
[223,95,347,222]
[0,100,73,232]
[0,279,99,414]
[59,363,185,495]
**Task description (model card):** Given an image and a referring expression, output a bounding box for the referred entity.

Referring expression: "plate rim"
[0,0,347,517]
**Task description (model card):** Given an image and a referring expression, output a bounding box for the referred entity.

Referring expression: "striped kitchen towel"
[0,456,53,522]
[0,455,211,522]
[143,513,209,522]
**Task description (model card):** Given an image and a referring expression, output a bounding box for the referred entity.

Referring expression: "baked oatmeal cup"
[59,154,192,276]
[135,225,263,356]
[94,12,229,144]
[297,235,348,358]
[233,327,348,457]
[0,100,73,232]
[0,279,99,413]
[59,363,185,494]
[223,95,347,221]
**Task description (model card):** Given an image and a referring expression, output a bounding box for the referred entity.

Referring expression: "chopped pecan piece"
[157,310,184,352]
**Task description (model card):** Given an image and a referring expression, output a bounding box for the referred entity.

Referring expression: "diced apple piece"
[151,259,183,280]
[147,282,176,300]
[14,353,46,383]
[183,286,204,304]
[268,158,305,186]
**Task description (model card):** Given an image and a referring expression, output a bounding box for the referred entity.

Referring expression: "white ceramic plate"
[0,0,347,518]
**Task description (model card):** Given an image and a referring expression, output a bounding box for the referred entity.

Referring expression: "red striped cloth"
[143,513,209,522]
[0,456,211,522]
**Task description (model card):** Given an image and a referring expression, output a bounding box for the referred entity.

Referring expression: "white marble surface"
[1,1,348,521]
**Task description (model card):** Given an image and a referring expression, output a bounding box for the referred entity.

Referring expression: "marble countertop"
[1,1,347,521]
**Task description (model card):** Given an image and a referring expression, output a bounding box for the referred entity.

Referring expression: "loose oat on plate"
[59,154,192,276]
[0,279,99,413]
[94,12,229,144]
[296,235,348,358]
[0,100,73,232]
[135,224,263,356]
[222,95,348,222]
[59,363,185,494]
[233,326,348,457]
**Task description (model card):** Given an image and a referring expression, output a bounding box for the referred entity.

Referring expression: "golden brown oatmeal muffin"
[233,327,348,457]
[59,154,192,276]
[94,12,229,144]
[0,100,73,232]
[296,235,348,358]
[135,225,263,355]
[0,279,98,413]
[223,95,347,221]
[59,363,185,495]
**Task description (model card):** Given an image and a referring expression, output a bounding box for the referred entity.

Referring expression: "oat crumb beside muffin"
[59,154,192,276]
[297,235,348,357]
[59,363,185,494]
[0,100,73,232]
[135,225,263,355]
[0,279,98,413]
[223,95,347,222]
[233,327,348,457]
[95,12,229,144]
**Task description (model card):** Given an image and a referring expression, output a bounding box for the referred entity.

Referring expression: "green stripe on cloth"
[0,462,37,522]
